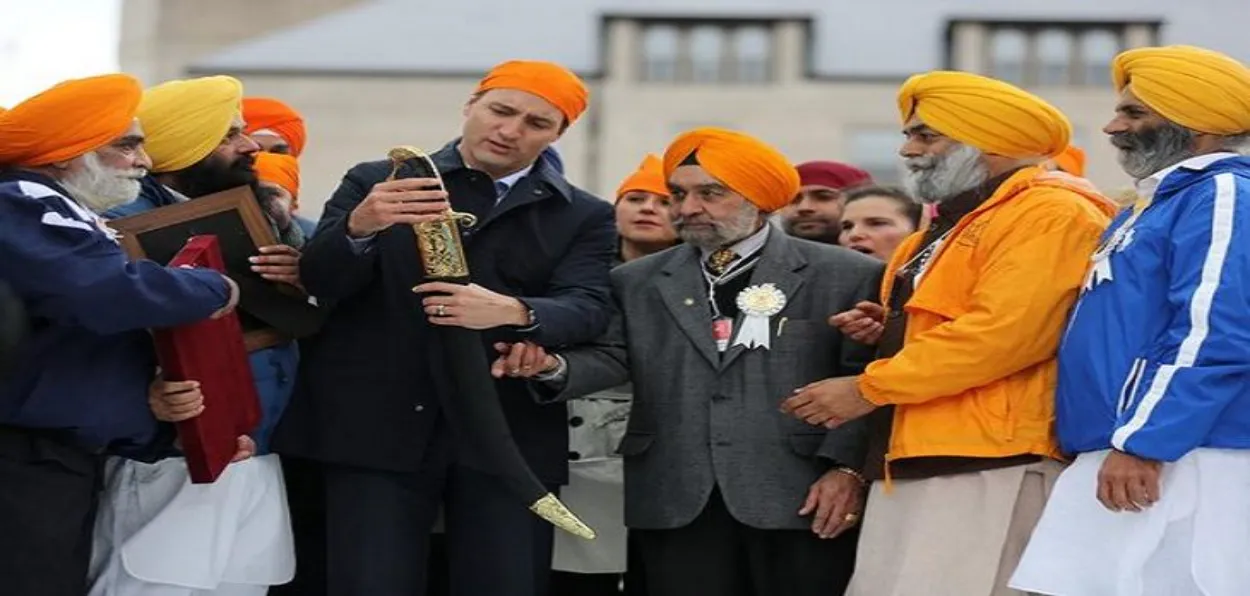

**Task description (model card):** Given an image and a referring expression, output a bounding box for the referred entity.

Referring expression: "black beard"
[1110,121,1196,180]
[172,154,257,199]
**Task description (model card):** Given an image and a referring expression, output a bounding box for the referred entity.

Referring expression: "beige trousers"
[846,460,1062,596]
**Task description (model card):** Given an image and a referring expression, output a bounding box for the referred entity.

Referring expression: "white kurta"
[1011,448,1250,596]
[89,454,296,596]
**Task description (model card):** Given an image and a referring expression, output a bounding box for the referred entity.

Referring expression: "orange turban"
[1112,45,1250,135]
[0,74,141,167]
[254,152,301,209]
[662,128,799,213]
[475,60,588,125]
[1050,145,1087,177]
[243,97,307,157]
[615,154,668,201]
[899,71,1071,158]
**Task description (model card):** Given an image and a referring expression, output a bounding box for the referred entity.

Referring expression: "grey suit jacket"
[543,230,885,531]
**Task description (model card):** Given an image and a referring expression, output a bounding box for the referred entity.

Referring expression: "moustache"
[233,155,256,172]
[1109,132,1140,151]
[903,156,936,172]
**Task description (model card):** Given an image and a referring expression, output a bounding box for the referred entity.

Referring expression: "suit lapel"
[655,247,720,368]
[719,232,808,371]
[480,159,571,230]
[481,176,549,229]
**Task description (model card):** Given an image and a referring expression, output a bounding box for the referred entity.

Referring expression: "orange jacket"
[859,167,1114,467]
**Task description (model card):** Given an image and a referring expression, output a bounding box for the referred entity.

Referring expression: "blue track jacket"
[1057,154,1250,462]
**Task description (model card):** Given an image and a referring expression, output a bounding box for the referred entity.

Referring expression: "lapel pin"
[684,298,695,306]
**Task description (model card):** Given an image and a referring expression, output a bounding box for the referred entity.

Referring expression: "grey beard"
[676,201,763,250]
[1111,121,1197,180]
[901,143,990,204]
[60,152,144,214]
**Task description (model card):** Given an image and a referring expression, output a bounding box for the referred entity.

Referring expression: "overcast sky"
[0,0,120,107]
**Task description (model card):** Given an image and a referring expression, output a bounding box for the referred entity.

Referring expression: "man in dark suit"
[272,60,617,596]
[501,128,883,596]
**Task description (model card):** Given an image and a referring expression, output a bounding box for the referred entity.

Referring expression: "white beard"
[675,200,762,250]
[901,143,990,204]
[59,152,145,214]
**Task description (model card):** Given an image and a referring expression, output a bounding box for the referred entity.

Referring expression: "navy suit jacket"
[272,141,617,483]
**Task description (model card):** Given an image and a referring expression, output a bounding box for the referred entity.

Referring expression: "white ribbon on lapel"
[733,283,787,350]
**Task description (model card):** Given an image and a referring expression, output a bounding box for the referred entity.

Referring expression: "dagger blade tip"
[530,493,597,540]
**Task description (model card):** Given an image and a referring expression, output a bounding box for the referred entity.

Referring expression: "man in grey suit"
[496,128,884,596]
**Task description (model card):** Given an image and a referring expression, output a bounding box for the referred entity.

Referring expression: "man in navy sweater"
[0,74,238,596]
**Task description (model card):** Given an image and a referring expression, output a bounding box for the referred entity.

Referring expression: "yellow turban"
[662,128,799,213]
[475,60,589,125]
[138,75,244,173]
[1112,45,1250,135]
[615,154,668,201]
[898,71,1071,158]
[0,74,141,167]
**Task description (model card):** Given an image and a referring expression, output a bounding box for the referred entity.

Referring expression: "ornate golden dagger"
[386,145,595,540]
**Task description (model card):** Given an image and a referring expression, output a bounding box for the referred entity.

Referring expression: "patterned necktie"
[706,248,740,276]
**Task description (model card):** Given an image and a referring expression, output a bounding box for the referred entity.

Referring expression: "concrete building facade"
[121,0,1250,219]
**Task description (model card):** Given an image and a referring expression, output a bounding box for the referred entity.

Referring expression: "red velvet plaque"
[154,236,261,483]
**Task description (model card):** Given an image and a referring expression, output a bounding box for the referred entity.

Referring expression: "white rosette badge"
[733,283,787,350]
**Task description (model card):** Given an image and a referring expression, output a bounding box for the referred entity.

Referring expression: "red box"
[154,236,261,483]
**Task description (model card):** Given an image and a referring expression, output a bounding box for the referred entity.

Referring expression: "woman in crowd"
[837,185,923,261]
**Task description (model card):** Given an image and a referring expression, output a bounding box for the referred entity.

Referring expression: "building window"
[1081,29,1120,87]
[989,29,1028,86]
[639,21,774,84]
[847,128,903,185]
[641,25,679,82]
[1036,29,1072,86]
[970,22,1152,87]
[735,26,772,83]
[689,26,724,83]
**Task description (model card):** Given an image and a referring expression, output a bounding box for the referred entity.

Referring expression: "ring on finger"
[843,512,860,523]
[435,304,447,317]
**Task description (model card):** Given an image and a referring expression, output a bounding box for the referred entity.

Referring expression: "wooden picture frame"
[108,186,322,351]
